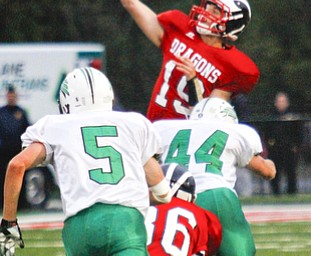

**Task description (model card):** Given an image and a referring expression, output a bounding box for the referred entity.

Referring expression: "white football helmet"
[190,97,238,123]
[58,67,114,114]
[189,0,251,41]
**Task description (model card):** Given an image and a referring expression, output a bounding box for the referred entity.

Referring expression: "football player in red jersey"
[146,163,222,256]
[121,0,259,122]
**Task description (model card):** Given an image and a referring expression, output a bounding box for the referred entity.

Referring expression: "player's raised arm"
[120,0,164,47]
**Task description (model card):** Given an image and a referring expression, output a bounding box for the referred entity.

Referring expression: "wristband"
[151,178,170,196]
[188,76,197,83]
[187,77,199,106]
[1,219,18,228]
[151,178,172,203]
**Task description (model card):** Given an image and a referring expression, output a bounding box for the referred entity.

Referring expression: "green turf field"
[13,221,311,256]
[12,194,311,255]
[252,222,311,256]
[15,229,64,256]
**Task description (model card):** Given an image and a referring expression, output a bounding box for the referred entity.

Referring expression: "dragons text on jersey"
[170,38,221,84]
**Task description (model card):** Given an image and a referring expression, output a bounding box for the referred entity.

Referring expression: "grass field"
[252,222,311,256]
[240,193,311,205]
[13,221,311,256]
[12,194,311,255]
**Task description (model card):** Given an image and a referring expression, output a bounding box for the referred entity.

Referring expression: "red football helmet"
[189,0,251,41]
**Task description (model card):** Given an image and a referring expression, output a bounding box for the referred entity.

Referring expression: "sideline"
[17,203,311,230]
[243,204,311,223]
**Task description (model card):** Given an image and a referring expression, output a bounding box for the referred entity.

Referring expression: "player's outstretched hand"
[0,219,24,256]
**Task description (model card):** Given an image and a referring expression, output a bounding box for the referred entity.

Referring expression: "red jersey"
[146,10,260,122]
[145,197,222,256]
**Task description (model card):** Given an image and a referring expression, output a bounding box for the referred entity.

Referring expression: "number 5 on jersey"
[81,125,125,184]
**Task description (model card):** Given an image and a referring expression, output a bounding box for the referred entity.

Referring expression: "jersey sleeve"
[157,10,187,31]
[232,63,259,95]
[235,124,263,167]
[21,116,53,164]
[215,46,260,96]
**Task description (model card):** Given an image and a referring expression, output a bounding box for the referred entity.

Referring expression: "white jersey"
[153,119,262,194]
[22,110,162,219]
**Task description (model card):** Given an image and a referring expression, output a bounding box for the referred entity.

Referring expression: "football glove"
[0,219,24,256]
